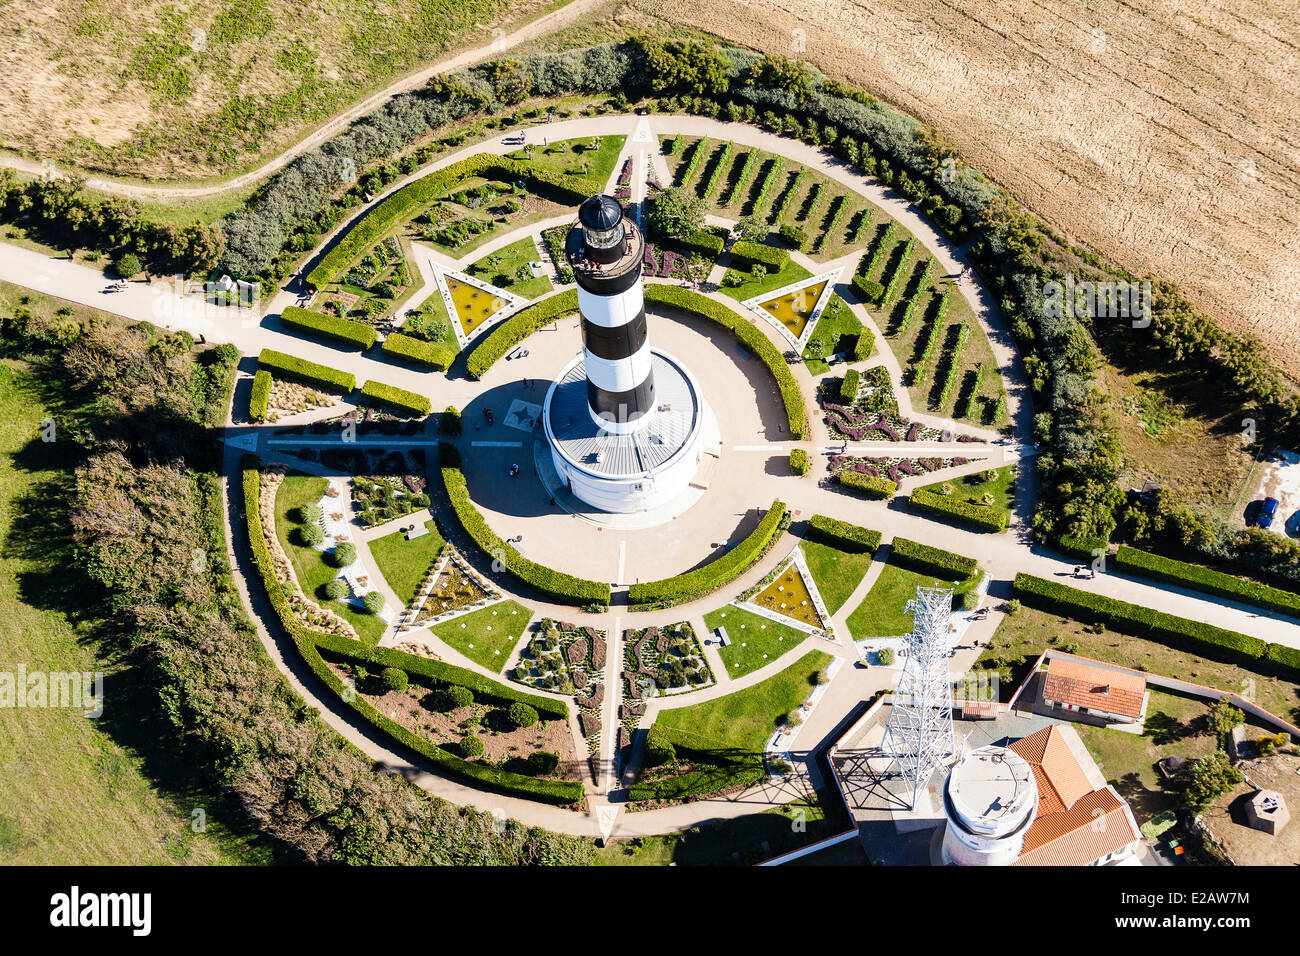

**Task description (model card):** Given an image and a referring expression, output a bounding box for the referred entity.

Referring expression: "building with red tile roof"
[1040,656,1148,724]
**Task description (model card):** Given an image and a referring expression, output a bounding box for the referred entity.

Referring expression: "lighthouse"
[541,194,711,514]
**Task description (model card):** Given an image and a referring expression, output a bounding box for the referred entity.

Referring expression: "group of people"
[1072,565,1098,580]
[508,463,520,478]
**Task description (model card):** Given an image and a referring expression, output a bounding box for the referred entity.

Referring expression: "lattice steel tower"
[882,585,957,809]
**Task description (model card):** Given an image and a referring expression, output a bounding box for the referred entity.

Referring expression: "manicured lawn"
[273,473,386,647]
[978,605,1300,723]
[429,600,533,671]
[846,560,976,639]
[718,259,812,303]
[705,605,811,679]
[803,295,864,375]
[801,539,873,614]
[368,521,445,607]
[653,650,833,755]
[466,237,553,300]
[506,135,625,195]
[918,465,1015,524]
[1076,690,1216,824]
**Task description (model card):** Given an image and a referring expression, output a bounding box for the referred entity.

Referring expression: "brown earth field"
[625,0,1300,380]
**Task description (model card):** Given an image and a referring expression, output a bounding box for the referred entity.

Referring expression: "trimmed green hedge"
[629,500,787,608]
[439,446,610,606]
[1115,545,1300,619]
[890,536,979,579]
[910,488,1009,532]
[644,285,806,439]
[280,305,377,350]
[307,154,588,288]
[257,348,355,393]
[789,447,809,476]
[851,273,885,305]
[382,332,455,370]
[1012,573,1278,668]
[360,380,430,417]
[728,240,789,272]
[673,228,726,260]
[1058,532,1110,561]
[249,369,271,422]
[466,290,578,379]
[239,457,581,804]
[852,328,875,361]
[839,368,860,403]
[806,515,881,554]
[837,470,896,499]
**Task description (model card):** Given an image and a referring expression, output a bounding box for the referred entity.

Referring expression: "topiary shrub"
[296,504,322,524]
[330,541,357,567]
[508,702,539,728]
[790,447,809,476]
[460,734,484,758]
[441,405,462,435]
[362,590,384,614]
[381,667,409,692]
[323,578,348,601]
[528,750,560,775]
[297,523,324,547]
[439,685,474,711]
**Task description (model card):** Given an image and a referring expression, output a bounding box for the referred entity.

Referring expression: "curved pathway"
[4,114,1297,844]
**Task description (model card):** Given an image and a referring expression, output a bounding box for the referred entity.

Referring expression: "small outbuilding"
[1245,789,1289,835]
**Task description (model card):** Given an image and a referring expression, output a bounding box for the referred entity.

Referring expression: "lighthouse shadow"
[458,384,555,520]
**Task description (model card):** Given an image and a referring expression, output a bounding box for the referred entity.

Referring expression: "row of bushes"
[806,514,881,554]
[1058,532,1110,561]
[879,238,915,306]
[249,369,271,422]
[1011,573,1299,673]
[439,445,611,606]
[728,239,789,272]
[837,470,896,498]
[382,331,456,370]
[909,487,1009,532]
[890,536,979,579]
[466,290,579,379]
[914,287,952,380]
[257,348,356,393]
[895,258,934,334]
[643,285,806,438]
[1114,545,1300,619]
[239,458,582,804]
[628,500,787,608]
[935,322,970,408]
[280,305,377,350]
[361,380,431,417]
[789,447,809,475]
[307,153,587,288]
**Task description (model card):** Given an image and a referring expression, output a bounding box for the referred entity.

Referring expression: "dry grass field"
[626,0,1300,380]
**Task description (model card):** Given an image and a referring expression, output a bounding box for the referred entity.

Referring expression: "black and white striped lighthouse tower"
[565,194,653,435]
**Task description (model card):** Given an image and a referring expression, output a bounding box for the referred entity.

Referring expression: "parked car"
[1258,496,1280,529]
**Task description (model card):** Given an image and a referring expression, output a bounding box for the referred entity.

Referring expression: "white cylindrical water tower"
[940,745,1039,866]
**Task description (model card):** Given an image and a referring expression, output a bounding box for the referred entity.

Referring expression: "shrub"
[629,501,786,607]
[360,380,431,417]
[298,523,324,547]
[528,750,560,775]
[1059,532,1110,561]
[382,332,455,370]
[114,253,142,279]
[381,667,409,692]
[628,762,765,802]
[460,734,485,758]
[890,537,979,578]
[257,349,355,393]
[249,369,272,422]
[779,223,808,251]
[442,685,474,710]
[1114,546,1300,619]
[323,578,348,600]
[672,227,725,260]
[934,322,970,409]
[851,274,885,304]
[806,515,881,554]
[280,306,377,350]
[877,647,895,666]
[910,488,1009,532]
[441,405,462,435]
[839,368,860,403]
[331,542,357,567]
[837,471,896,499]
[644,726,677,767]
[296,504,322,524]
[466,290,578,378]
[852,328,875,361]
[728,239,789,272]
[879,238,915,306]
[508,702,539,728]
[789,447,809,476]
[362,590,384,614]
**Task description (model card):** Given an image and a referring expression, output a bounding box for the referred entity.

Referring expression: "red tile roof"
[1043,657,1146,720]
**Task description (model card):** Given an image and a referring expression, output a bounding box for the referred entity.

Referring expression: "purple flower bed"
[906,422,922,442]
[661,249,686,276]
[617,158,632,186]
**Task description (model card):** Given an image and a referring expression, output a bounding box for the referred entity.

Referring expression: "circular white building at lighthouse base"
[543,348,709,514]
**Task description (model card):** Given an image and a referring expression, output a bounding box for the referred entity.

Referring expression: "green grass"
[718,259,812,304]
[802,295,864,375]
[273,473,386,646]
[800,539,873,614]
[429,600,533,671]
[846,560,976,639]
[466,236,553,300]
[0,358,263,864]
[705,605,810,679]
[654,650,833,755]
[917,465,1015,524]
[368,520,445,606]
[506,135,626,196]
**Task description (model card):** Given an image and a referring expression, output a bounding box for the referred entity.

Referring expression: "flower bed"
[622,622,714,695]
[510,619,603,700]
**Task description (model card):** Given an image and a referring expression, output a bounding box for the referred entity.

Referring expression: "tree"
[362,590,384,614]
[508,702,539,728]
[115,253,142,279]
[380,667,409,693]
[1207,698,1245,741]
[1183,752,1242,813]
[641,39,730,96]
[646,187,704,241]
[736,214,766,242]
